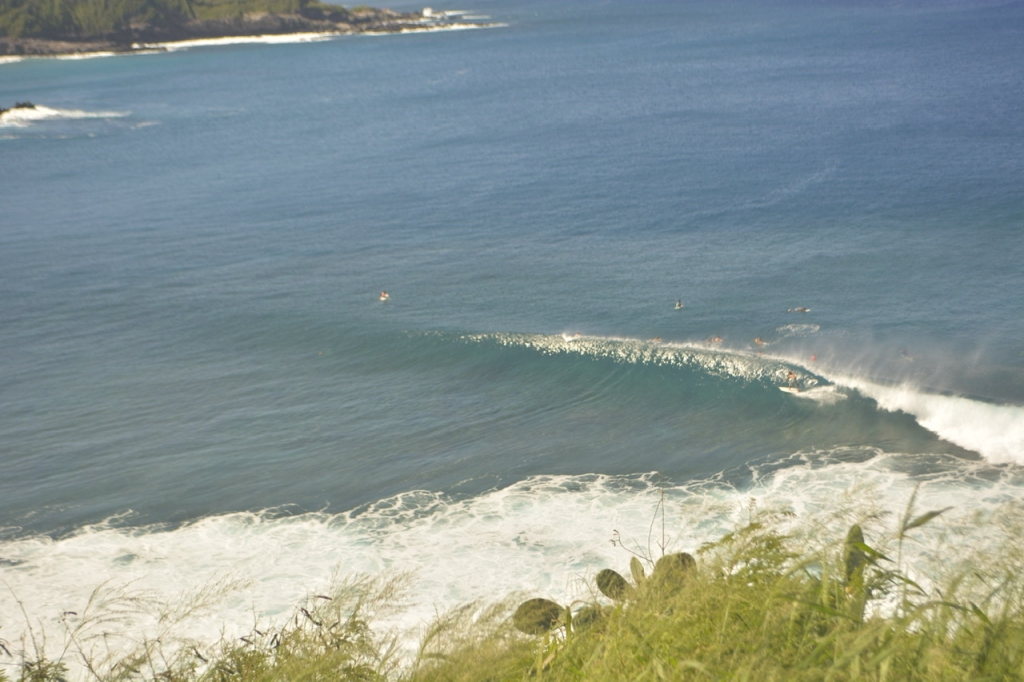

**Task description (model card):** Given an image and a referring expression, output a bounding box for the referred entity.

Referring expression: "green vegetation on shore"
[4,493,1024,681]
[0,0,370,41]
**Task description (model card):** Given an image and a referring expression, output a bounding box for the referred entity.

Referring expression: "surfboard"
[779,386,801,394]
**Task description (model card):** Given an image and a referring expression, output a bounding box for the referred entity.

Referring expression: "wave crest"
[0,104,129,127]
[462,332,1024,464]
[831,375,1024,464]
[464,331,822,387]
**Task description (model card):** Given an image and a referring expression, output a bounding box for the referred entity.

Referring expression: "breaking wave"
[0,104,129,127]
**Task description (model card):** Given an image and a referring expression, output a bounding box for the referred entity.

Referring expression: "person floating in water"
[379,291,390,301]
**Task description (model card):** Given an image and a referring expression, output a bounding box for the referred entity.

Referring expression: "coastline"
[0,8,496,58]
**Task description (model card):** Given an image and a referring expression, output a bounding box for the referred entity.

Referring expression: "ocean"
[2,0,1023,672]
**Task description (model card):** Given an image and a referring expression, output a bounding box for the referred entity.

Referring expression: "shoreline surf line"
[3,463,1023,679]
[133,31,341,52]
[0,8,503,60]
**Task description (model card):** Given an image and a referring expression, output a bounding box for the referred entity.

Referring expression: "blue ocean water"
[2,0,1024,671]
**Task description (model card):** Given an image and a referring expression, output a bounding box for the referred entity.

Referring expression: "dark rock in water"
[572,604,606,630]
[596,568,631,601]
[653,552,696,584]
[513,598,562,636]
[0,101,35,116]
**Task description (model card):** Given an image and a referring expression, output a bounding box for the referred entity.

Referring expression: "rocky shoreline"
[0,8,488,57]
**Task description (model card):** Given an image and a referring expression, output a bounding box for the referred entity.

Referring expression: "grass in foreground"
[407,500,1024,682]
[5,492,1024,681]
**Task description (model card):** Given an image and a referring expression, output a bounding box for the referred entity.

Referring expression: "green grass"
[5,492,1024,681]
[404,496,1024,681]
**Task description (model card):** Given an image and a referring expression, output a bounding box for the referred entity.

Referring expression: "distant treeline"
[0,0,360,39]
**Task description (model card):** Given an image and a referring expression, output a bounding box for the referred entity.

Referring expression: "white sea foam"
[135,32,340,52]
[776,323,821,337]
[3,455,1021,679]
[1,52,121,63]
[53,51,128,60]
[827,374,1024,464]
[0,104,129,127]
[377,22,504,35]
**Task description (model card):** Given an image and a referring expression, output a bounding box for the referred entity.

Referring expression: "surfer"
[786,370,798,389]
[379,291,390,301]
[675,300,683,309]
[788,307,810,313]
[754,337,765,346]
